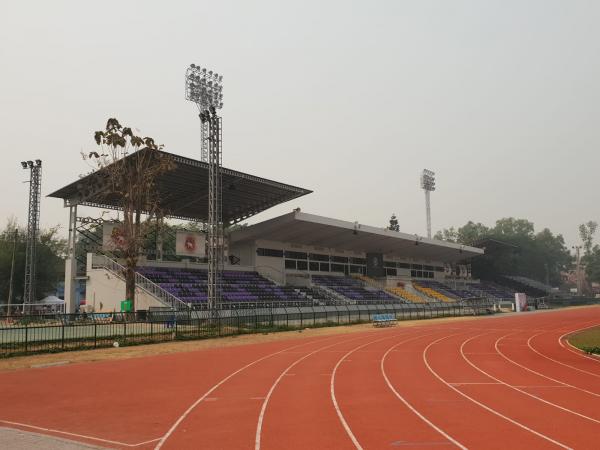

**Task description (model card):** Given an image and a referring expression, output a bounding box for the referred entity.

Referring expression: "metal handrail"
[313,285,352,305]
[93,255,190,310]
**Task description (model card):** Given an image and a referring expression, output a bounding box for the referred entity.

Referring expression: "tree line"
[427,217,598,288]
[0,219,67,305]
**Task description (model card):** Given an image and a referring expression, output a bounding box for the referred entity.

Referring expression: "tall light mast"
[420,169,436,239]
[185,64,224,312]
[21,159,42,311]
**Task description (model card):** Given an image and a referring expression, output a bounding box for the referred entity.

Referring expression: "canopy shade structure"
[230,211,484,263]
[49,150,312,224]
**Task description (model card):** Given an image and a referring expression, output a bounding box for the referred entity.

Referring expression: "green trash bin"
[120,299,132,312]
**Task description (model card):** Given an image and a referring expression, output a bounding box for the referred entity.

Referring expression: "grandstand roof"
[230,211,484,262]
[48,150,312,224]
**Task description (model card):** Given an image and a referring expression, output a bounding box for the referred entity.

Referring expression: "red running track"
[0,306,599,449]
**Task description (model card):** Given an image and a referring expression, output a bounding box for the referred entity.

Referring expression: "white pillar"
[64,204,78,313]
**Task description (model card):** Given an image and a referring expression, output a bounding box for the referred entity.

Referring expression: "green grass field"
[569,327,600,355]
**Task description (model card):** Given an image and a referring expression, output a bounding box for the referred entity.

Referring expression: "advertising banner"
[515,293,528,312]
[102,223,127,252]
[176,231,206,257]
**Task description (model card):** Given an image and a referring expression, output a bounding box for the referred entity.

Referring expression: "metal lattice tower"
[420,169,435,239]
[21,160,42,309]
[206,111,223,310]
[186,64,224,311]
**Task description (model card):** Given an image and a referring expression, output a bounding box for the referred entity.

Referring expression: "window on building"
[384,261,397,268]
[386,268,397,276]
[309,261,319,271]
[319,262,330,272]
[331,263,345,273]
[285,251,307,260]
[434,266,444,272]
[331,255,349,264]
[397,262,411,269]
[349,265,361,274]
[257,248,284,258]
[285,260,296,270]
[350,257,367,265]
[309,253,330,262]
[423,265,434,271]
[411,264,423,270]
[297,260,308,271]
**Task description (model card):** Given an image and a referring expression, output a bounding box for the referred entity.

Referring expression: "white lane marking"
[0,419,160,447]
[462,334,600,424]
[513,386,571,389]
[528,333,600,379]
[330,334,411,450]
[381,334,467,450]
[559,324,600,364]
[255,333,371,450]
[424,334,571,449]
[566,340,600,360]
[154,335,342,450]
[495,334,600,398]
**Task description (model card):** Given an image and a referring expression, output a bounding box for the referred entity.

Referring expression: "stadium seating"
[417,280,477,300]
[137,267,308,305]
[503,276,553,297]
[467,282,515,300]
[312,275,397,303]
[387,287,428,303]
[412,282,453,303]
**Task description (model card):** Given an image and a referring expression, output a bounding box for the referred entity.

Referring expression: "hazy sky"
[1,0,598,247]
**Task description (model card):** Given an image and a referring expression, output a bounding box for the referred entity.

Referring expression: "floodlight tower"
[420,169,436,239]
[21,160,42,311]
[185,64,224,312]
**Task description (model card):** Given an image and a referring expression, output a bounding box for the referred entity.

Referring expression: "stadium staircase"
[92,255,190,310]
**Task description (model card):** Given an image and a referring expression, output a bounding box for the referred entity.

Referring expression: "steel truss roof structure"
[49,150,312,224]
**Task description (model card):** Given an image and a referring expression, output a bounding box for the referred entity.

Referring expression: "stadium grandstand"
[48,151,529,314]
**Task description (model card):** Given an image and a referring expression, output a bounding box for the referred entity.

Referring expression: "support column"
[64,204,78,313]
[156,214,164,261]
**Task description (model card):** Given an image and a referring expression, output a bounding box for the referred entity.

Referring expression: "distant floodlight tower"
[420,169,436,239]
[21,159,42,311]
[185,64,224,312]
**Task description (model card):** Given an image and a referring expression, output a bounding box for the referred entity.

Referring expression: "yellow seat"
[387,287,426,304]
[413,283,452,303]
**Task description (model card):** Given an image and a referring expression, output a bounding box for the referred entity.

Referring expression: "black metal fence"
[0,301,493,358]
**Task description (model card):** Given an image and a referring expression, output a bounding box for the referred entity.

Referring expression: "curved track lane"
[0,306,599,450]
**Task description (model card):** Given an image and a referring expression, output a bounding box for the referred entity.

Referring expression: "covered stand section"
[49,150,312,312]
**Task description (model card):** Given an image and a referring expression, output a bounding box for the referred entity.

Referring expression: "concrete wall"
[228,241,256,267]
[86,267,164,312]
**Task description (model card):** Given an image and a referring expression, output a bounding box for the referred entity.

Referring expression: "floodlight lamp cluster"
[420,168,436,191]
[185,64,224,110]
[21,160,42,169]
